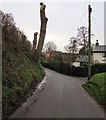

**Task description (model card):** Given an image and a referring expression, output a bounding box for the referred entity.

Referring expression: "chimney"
[95,40,99,46]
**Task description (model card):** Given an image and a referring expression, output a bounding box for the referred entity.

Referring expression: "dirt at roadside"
[79,77,88,82]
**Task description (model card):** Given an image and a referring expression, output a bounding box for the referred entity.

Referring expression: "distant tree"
[64,37,78,53]
[64,37,78,61]
[77,26,94,55]
[43,41,57,56]
[77,26,88,49]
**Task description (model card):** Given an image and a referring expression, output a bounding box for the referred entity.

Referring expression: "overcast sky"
[1,0,104,52]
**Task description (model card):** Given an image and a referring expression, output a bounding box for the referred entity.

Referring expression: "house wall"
[72,62,80,67]
[92,52,106,64]
[45,51,51,60]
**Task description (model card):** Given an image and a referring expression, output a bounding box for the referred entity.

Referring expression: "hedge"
[41,60,87,76]
[71,66,88,77]
[41,60,106,77]
[91,63,106,76]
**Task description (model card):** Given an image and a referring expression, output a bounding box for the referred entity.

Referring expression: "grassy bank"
[2,11,45,118]
[82,72,105,109]
[3,49,45,118]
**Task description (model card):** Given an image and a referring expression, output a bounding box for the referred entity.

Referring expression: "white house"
[72,55,88,67]
[73,40,106,67]
[92,45,106,64]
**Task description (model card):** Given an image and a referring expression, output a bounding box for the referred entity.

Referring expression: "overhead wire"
[69,10,87,37]
[92,15,102,42]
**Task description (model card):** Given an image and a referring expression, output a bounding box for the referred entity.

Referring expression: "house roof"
[92,45,106,52]
[51,51,62,57]
[75,55,88,62]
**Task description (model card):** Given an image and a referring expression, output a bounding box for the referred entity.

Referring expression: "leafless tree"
[1,11,15,31]
[64,37,78,61]
[77,26,88,49]
[77,26,94,55]
[43,41,57,52]
[65,37,78,53]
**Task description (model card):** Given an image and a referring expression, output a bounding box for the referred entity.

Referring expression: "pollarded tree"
[36,2,48,62]
[32,32,38,51]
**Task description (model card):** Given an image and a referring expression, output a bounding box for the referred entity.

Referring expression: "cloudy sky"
[1,0,105,52]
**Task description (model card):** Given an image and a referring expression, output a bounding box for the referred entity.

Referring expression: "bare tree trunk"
[72,48,74,62]
[33,32,38,51]
[36,3,48,62]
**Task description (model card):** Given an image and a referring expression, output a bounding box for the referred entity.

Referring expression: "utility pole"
[88,4,92,80]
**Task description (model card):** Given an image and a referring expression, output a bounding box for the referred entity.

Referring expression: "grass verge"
[82,72,105,109]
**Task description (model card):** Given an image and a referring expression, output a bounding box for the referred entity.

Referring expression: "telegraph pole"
[88,4,92,80]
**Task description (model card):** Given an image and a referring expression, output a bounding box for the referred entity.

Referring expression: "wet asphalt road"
[11,68,104,118]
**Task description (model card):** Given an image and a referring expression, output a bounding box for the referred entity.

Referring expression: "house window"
[102,52,106,57]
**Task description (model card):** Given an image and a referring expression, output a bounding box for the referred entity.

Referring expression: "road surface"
[11,68,104,118]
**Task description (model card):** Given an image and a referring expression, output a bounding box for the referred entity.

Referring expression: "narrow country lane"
[10,68,104,118]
